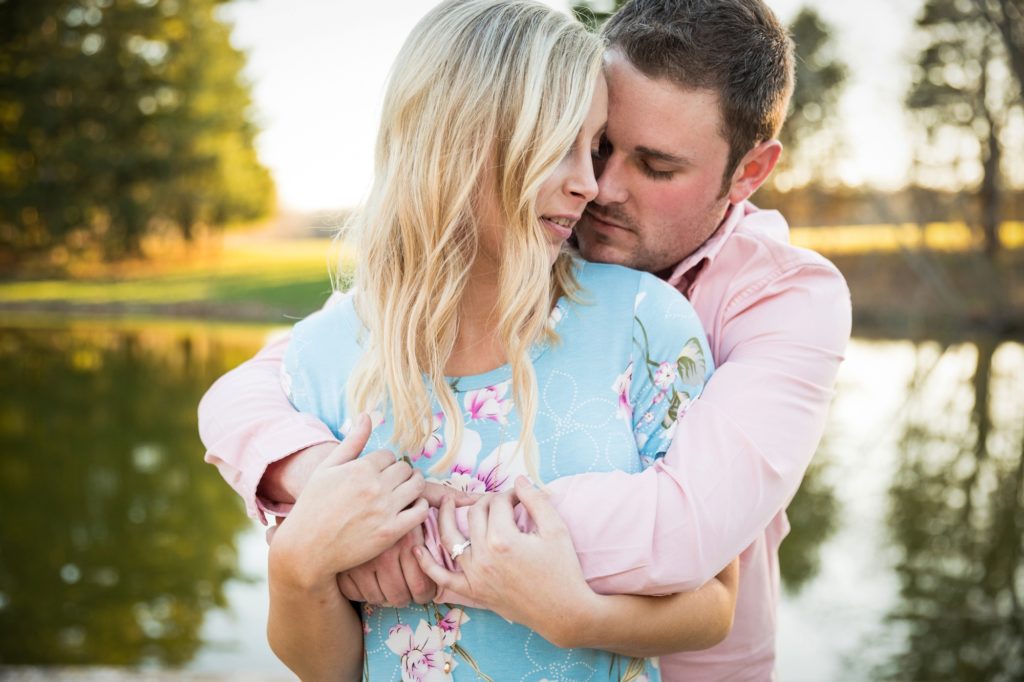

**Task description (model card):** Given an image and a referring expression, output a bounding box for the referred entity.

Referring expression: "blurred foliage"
[879,338,1024,680]
[0,323,256,664]
[906,0,1024,257]
[772,8,847,191]
[0,0,274,261]
[778,451,838,595]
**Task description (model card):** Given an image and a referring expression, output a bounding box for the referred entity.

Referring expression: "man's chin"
[577,237,631,268]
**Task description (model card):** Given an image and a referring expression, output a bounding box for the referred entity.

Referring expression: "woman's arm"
[557,559,739,657]
[266,415,430,679]
[416,478,739,656]
[268,550,364,681]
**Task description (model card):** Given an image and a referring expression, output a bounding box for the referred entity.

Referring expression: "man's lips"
[584,210,631,233]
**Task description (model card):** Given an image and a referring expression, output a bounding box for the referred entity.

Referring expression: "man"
[199,0,851,678]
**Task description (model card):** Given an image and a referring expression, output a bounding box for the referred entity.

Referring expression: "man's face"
[575,50,734,275]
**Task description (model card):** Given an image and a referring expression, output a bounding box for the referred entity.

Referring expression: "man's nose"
[594,154,628,206]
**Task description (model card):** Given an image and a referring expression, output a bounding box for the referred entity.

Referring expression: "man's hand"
[337,527,436,606]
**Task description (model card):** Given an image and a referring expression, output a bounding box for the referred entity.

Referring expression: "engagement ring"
[449,540,472,561]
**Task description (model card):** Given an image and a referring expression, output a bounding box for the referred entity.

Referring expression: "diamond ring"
[449,540,472,561]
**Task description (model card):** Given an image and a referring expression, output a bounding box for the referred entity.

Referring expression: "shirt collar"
[665,201,752,290]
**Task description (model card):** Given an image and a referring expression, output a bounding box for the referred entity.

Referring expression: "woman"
[267,1,736,679]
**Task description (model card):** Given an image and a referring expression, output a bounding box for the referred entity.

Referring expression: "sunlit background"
[1,0,1022,680]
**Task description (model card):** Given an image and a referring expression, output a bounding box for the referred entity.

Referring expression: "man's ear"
[726,139,782,204]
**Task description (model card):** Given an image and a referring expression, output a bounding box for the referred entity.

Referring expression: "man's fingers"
[413,546,471,597]
[322,413,372,467]
[347,564,387,605]
[421,481,482,507]
[377,564,413,608]
[337,572,366,603]
[399,537,438,604]
[513,476,563,535]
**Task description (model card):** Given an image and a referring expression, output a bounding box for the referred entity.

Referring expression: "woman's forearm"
[551,559,740,657]
[268,548,364,681]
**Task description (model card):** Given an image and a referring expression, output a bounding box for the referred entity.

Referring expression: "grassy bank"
[0,239,348,322]
[2,224,1022,337]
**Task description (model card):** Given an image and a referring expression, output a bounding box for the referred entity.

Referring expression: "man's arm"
[417,481,740,657]
[540,262,852,594]
[198,298,344,524]
[417,262,849,597]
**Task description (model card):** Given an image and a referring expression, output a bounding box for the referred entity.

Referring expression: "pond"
[0,319,1021,680]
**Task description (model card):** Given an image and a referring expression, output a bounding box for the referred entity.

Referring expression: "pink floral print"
[416,412,444,461]
[464,383,513,424]
[612,362,633,420]
[445,429,528,494]
[385,620,458,682]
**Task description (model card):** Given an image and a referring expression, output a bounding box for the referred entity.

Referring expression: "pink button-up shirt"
[199,201,851,680]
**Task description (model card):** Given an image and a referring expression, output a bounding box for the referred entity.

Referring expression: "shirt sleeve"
[543,262,852,595]
[198,292,346,524]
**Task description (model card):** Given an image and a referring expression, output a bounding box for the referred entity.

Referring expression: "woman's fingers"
[393,497,430,536]
[513,476,564,536]
[413,545,471,597]
[321,413,372,468]
[421,481,481,508]
[487,490,519,541]
[389,468,426,511]
[467,494,491,547]
[362,447,398,471]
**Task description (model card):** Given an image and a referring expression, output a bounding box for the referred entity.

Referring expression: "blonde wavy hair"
[337,0,604,481]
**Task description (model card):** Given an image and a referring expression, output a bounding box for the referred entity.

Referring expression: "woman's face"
[536,73,608,263]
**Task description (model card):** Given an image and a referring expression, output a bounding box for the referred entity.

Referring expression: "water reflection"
[780,452,839,595]
[2,321,1022,679]
[880,338,1024,680]
[0,321,260,665]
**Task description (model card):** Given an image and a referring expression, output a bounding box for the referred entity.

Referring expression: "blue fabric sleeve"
[627,274,714,465]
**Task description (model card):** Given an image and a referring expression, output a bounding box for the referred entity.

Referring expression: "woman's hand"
[270,413,430,592]
[414,476,599,647]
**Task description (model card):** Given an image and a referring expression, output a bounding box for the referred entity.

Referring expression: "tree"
[772,8,847,191]
[0,0,273,260]
[906,0,1023,258]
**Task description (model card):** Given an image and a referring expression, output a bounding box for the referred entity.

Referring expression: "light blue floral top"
[282,261,713,682]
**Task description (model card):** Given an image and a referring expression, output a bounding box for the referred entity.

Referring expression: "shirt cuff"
[244,416,340,525]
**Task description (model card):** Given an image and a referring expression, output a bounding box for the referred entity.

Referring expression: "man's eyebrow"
[635,145,693,166]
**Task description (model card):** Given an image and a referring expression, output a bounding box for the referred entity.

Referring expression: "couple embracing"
[199,0,851,679]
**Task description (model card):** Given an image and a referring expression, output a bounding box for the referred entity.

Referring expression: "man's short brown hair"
[603,0,795,187]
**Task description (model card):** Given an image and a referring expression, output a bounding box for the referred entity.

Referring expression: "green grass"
[0,239,351,321]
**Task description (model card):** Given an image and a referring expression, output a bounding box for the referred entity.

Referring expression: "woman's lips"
[541,216,576,241]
